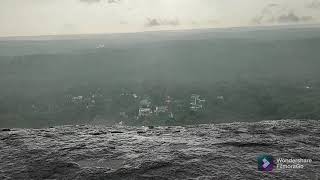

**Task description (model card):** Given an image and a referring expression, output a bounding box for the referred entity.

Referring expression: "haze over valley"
[1,26,320,128]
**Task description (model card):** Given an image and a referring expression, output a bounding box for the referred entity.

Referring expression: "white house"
[139,108,153,117]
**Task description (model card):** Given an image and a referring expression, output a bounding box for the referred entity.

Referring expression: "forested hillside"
[1,27,320,127]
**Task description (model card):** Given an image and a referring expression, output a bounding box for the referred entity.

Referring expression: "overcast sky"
[0,0,319,37]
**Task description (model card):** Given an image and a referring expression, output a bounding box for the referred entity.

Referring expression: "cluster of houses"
[64,90,208,120]
[137,94,206,119]
[67,91,103,109]
[190,94,206,112]
[120,92,138,99]
[138,96,172,118]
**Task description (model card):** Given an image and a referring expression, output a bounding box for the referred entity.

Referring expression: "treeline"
[1,35,320,127]
[0,78,319,128]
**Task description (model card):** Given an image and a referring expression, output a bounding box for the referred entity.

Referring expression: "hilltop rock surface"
[0,120,319,180]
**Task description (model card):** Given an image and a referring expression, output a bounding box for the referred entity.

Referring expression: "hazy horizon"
[1,0,320,37]
[0,23,320,41]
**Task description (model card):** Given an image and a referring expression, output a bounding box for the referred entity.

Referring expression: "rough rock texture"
[0,120,319,180]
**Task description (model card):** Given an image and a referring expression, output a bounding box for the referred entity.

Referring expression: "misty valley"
[2,0,320,179]
[1,27,320,128]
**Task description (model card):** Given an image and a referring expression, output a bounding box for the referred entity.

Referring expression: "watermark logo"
[257,154,274,172]
[277,157,312,170]
[257,154,313,172]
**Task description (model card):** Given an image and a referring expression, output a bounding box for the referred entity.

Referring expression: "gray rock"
[0,120,319,180]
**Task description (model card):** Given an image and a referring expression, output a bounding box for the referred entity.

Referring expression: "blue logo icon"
[257,155,274,172]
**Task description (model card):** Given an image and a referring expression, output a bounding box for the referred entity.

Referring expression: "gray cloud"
[79,0,120,4]
[2,0,320,37]
[307,0,320,9]
[254,12,314,24]
[107,0,121,3]
[252,4,314,24]
[80,0,101,3]
[278,12,299,23]
[268,3,279,8]
[252,3,279,24]
[145,18,180,27]
[278,13,312,23]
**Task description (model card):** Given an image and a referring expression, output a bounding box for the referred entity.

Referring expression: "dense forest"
[0,27,320,128]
